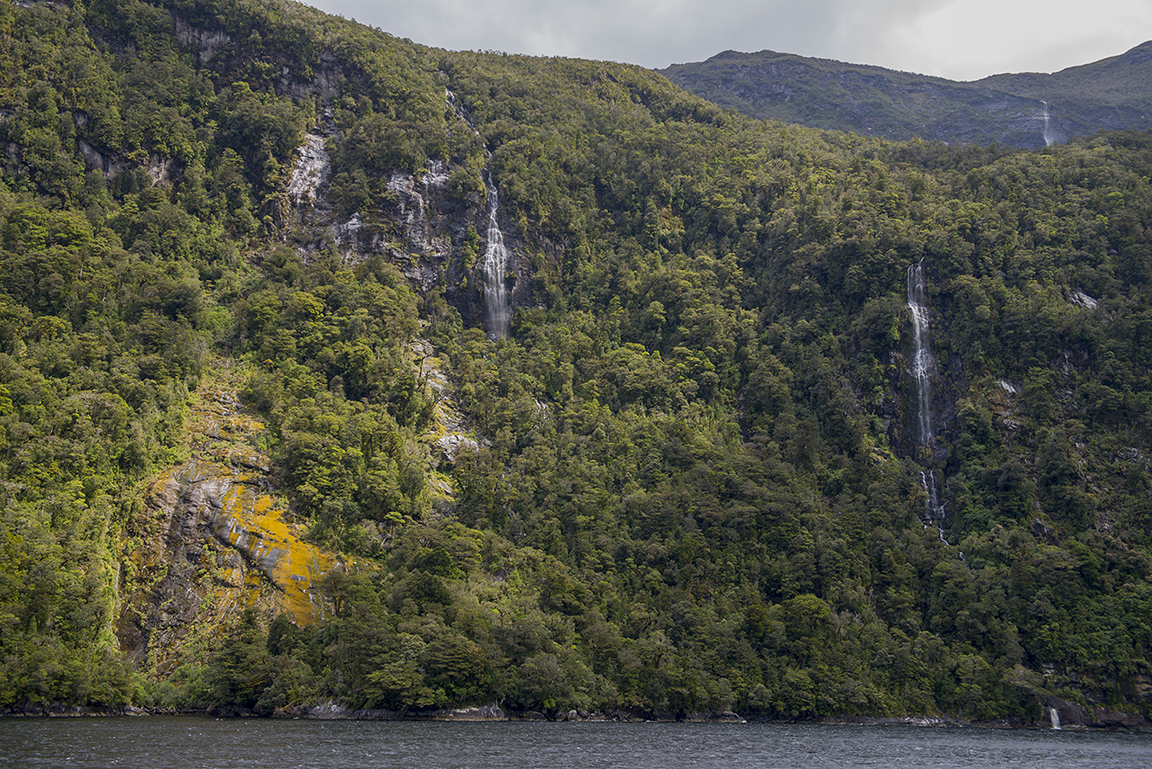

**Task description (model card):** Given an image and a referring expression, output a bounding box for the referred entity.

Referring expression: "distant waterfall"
[446,88,513,339]
[1040,100,1055,147]
[907,261,934,446]
[907,260,945,521]
[1050,707,1062,730]
[481,169,511,339]
[446,89,479,136]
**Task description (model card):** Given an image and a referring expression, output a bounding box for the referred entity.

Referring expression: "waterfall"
[1040,100,1055,147]
[445,88,513,339]
[920,469,945,521]
[1050,707,1062,730]
[907,261,945,521]
[481,169,511,339]
[446,89,480,136]
[907,261,934,446]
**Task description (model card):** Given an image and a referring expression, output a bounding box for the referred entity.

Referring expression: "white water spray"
[1050,707,1062,730]
[1041,100,1054,147]
[907,261,934,447]
[446,88,513,339]
[907,261,945,521]
[481,170,512,339]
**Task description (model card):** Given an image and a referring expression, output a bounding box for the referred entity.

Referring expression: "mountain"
[658,43,1152,148]
[1,0,1151,725]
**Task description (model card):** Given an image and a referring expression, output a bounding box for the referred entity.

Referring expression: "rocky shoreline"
[3,698,1147,729]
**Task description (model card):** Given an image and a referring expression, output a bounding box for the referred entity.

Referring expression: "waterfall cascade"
[446,88,513,339]
[481,170,512,339]
[1050,707,1062,730]
[1041,100,1055,147]
[907,262,933,446]
[907,261,945,521]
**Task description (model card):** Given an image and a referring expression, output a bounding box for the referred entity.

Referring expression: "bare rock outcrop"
[117,362,342,674]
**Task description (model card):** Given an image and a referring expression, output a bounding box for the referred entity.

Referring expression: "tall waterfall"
[446,88,513,339]
[907,260,945,521]
[481,169,511,339]
[1041,100,1055,147]
[907,261,934,446]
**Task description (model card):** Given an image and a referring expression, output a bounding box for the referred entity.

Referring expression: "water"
[2,718,1150,768]
[906,261,933,447]
[907,261,944,521]
[481,169,512,339]
[446,87,513,339]
[1041,100,1055,147]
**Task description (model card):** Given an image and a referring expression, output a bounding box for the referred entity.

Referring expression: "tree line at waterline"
[0,0,1150,722]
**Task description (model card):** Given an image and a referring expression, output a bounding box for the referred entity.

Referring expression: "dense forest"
[1,0,1151,723]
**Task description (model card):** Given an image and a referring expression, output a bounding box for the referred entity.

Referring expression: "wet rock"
[685,711,747,723]
[1045,695,1151,728]
[440,703,506,721]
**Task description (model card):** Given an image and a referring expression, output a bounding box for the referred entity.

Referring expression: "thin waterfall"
[446,88,513,339]
[481,169,511,339]
[907,260,945,521]
[1041,100,1055,147]
[907,261,934,446]
[1050,707,1062,730]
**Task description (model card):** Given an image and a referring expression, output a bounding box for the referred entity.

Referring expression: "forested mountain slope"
[1,0,1151,724]
[659,42,1152,149]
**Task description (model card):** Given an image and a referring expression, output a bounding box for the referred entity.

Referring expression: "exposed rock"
[288,701,506,720]
[414,337,482,472]
[515,710,549,721]
[0,704,153,717]
[1029,518,1059,544]
[118,361,344,674]
[279,50,345,104]
[173,15,232,66]
[77,139,129,178]
[1046,695,1151,729]
[685,710,747,723]
[438,703,505,721]
[286,133,330,210]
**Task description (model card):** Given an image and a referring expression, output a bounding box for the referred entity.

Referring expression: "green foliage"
[0,0,1150,723]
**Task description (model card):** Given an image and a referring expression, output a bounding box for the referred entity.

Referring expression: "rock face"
[286,701,506,720]
[286,133,330,210]
[117,362,341,673]
[1046,696,1151,729]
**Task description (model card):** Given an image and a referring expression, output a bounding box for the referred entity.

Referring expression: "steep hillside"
[659,43,1152,149]
[1,0,1151,724]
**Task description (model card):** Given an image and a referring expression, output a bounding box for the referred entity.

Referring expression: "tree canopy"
[0,0,1150,721]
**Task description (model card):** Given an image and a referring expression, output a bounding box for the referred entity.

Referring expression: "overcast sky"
[302,0,1150,82]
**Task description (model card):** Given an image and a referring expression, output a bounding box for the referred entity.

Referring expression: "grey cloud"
[305,0,1149,80]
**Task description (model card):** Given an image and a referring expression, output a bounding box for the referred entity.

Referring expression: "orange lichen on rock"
[206,480,337,625]
[119,359,344,671]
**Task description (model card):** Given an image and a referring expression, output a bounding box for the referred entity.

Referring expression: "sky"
[302,0,1151,82]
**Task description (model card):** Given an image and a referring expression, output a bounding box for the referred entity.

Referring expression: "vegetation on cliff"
[1,0,1151,722]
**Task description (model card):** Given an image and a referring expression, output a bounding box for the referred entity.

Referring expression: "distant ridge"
[659,42,1152,148]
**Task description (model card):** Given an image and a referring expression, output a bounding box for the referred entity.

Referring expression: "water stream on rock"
[446,88,512,339]
[1041,100,1055,147]
[907,260,946,523]
[481,169,512,339]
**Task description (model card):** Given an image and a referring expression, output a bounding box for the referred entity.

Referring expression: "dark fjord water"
[2,718,1150,768]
